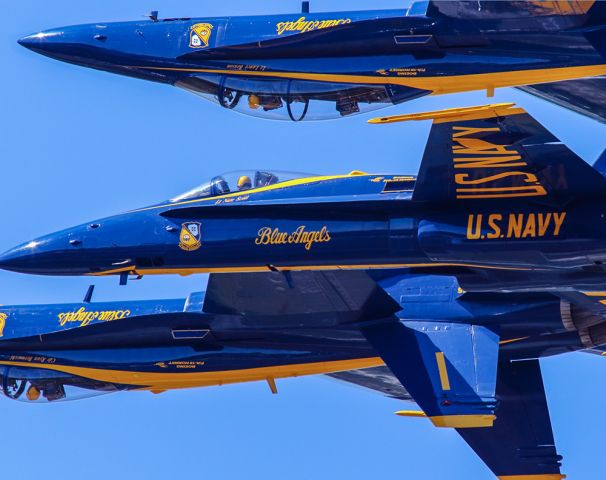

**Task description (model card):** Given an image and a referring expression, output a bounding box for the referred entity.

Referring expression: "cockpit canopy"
[174,2,431,121]
[0,366,126,403]
[176,77,427,122]
[170,169,314,202]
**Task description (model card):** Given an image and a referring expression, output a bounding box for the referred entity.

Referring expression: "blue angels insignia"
[189,22,213,49]
[179,222,202,251]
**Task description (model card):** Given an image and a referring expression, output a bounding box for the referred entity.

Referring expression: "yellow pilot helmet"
[26,385,41,401]
[248,95,261,110]
[237,175,252,190]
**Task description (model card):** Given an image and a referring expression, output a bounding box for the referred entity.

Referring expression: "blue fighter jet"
[16,1,606,121]
[2,102,606,299]
[2,102,606,478]
[0,274,601,479]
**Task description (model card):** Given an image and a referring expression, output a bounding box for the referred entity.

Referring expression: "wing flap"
[361,319,500,428]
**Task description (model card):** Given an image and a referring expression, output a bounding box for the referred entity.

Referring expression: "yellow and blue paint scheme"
[4,103,606,298]
[0,270,595,479]
[16,1,606,121]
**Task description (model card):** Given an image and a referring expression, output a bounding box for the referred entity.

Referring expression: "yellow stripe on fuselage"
[0,357,384,391]
[132,173,373,214]
[88,262,533,277]
[137,64,606,95]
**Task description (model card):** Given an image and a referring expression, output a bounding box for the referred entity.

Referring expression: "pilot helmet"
[26,385,41,401]
[248,95,261,110]
[237,175,252,190]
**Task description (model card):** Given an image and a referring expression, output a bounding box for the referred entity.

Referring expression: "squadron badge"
[0,312,6,337]
[179,222,202,251]
[189,23,213,49]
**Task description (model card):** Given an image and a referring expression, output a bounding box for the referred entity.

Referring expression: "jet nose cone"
[0,241,40,273]
[17,30,64,52]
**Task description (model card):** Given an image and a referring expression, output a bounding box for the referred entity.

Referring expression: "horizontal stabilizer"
[371,103,606,204]
[457,359,564,478]
[362,319,499,428]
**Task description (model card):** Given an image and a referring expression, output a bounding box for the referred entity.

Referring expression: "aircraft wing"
[517,77,606,124]
[203,270,400,321]
[326,366,413,401]
[206,270,564,477]
[370,102,606,204]
[360,316,566,478]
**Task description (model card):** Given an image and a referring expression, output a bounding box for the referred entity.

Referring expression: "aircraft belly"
[0,334,382,390]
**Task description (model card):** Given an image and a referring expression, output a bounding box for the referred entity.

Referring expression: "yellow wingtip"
[497,475,566,480]
[429,414,496,428]
[368,102,520,125]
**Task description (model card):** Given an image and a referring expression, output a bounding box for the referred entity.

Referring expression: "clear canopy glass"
[170,169,315,202]
[0,366,126,403]
[176,76,426,122]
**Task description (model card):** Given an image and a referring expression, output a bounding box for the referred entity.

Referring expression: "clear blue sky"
[3,2,606,479]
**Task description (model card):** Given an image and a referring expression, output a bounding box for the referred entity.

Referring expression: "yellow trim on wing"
[368,103,523,125]
[0,357,385,391]
[139,64,606,94]
[429,414,496,428]
[88,262,533,277]
[499,336,530,346]
[435,352,451,391]
[498,475,566,480]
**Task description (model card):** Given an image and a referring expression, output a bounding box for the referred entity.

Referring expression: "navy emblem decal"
[179,222,202,251]
[0,312,6,337]
[189,23,213,49]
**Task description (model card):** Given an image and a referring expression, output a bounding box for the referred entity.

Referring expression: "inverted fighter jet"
[17,1,606,121]
[0,273,602,478]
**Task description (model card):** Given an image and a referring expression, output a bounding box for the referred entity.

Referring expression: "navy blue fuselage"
[17,2,606,121]
[2,169,606,294]
[0,274,589,403]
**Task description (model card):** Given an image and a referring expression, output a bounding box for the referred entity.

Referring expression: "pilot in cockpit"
[237,175,253,191]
